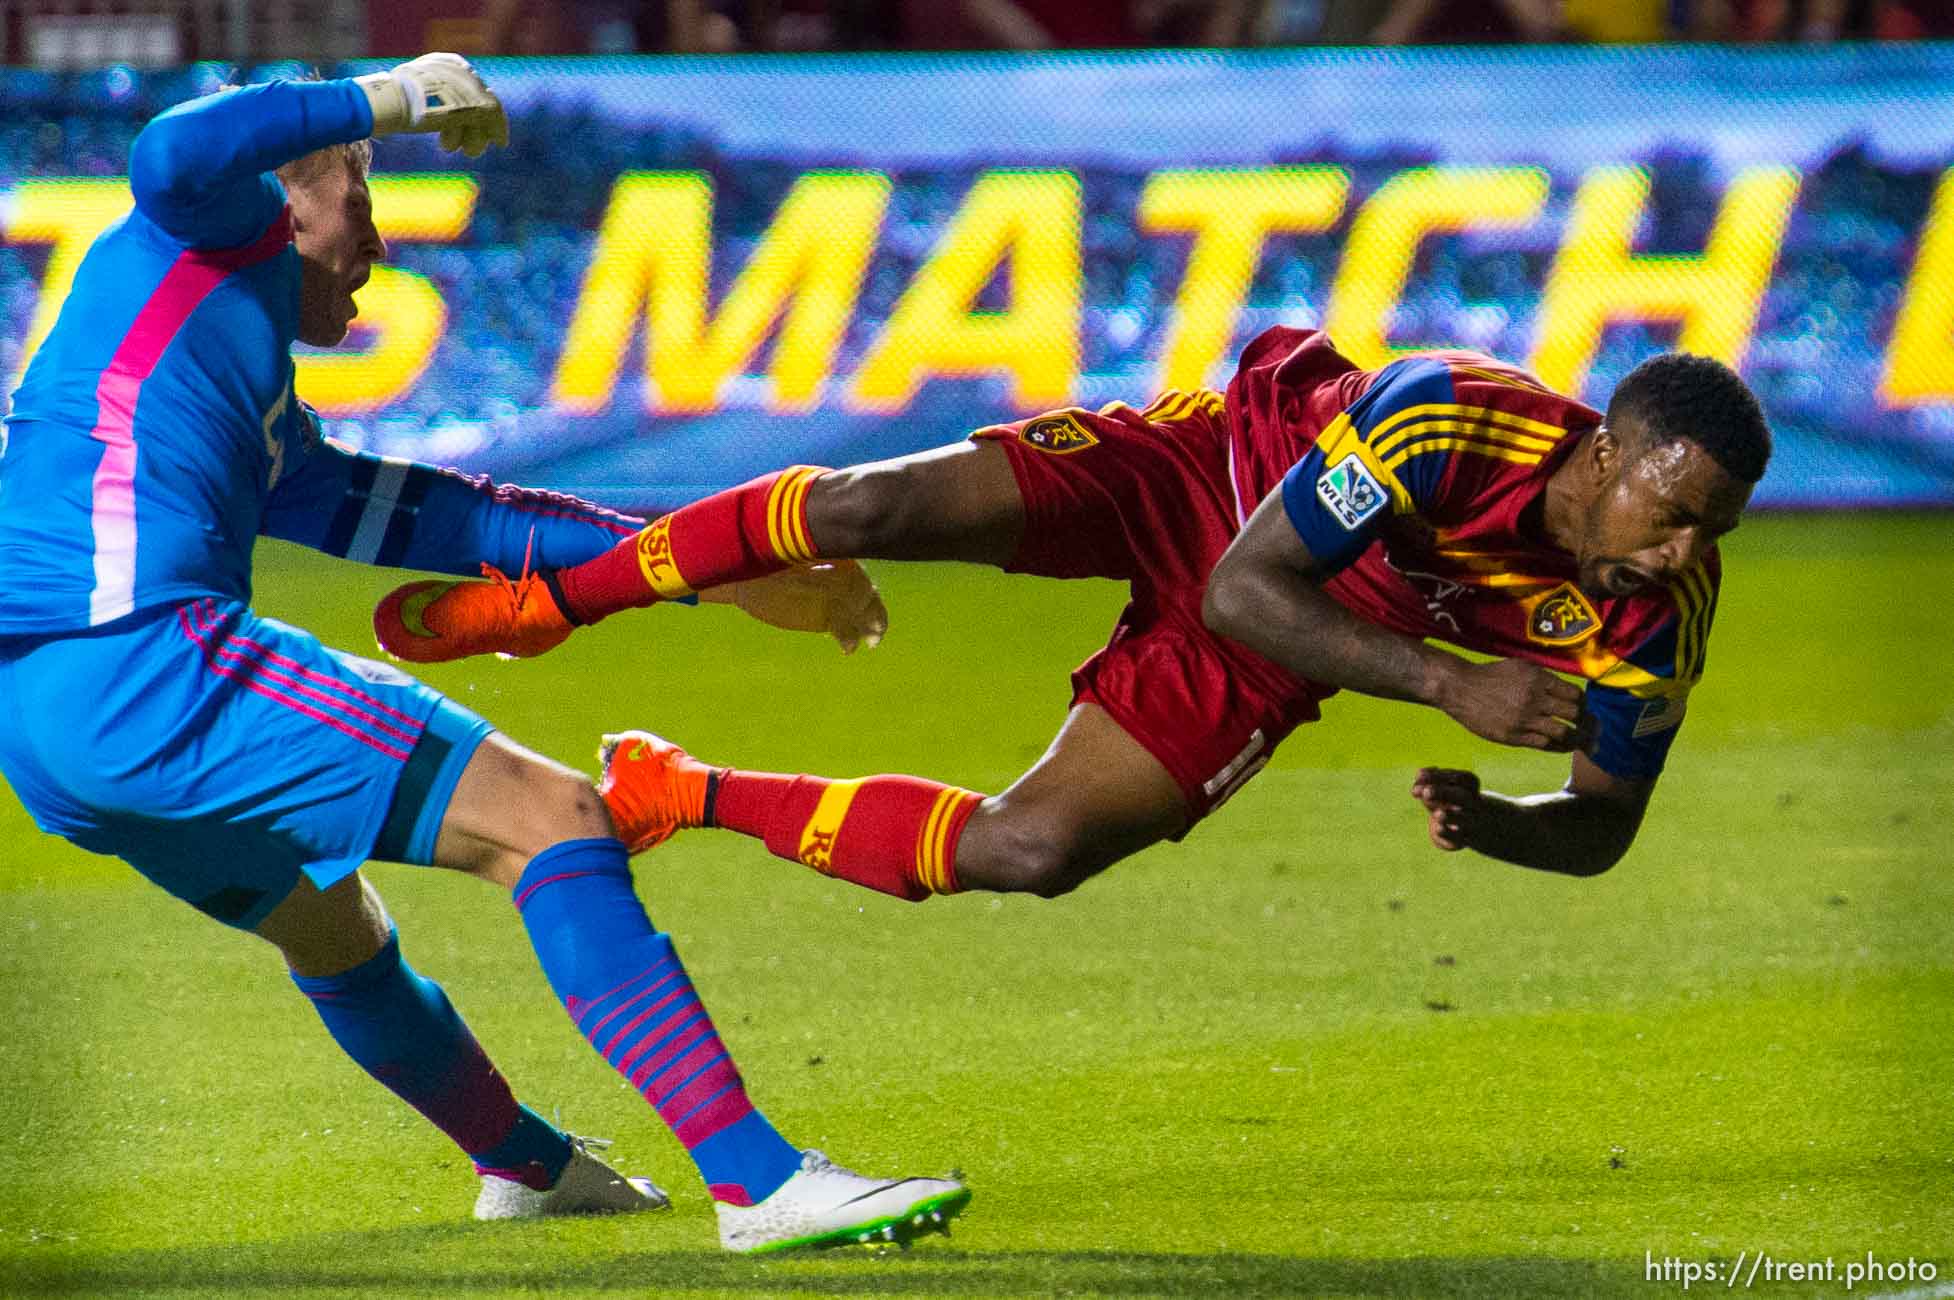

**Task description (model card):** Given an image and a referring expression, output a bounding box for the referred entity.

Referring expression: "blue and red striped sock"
[292,930,572,1189]
[513,838,802,1206]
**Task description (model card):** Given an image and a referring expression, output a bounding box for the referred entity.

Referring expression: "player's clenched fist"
[1410,767,1481,851]
[356,52,509,157]
[1436,657,1593,753]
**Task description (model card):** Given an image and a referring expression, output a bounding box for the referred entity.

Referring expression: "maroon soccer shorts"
[971,396,1331,824]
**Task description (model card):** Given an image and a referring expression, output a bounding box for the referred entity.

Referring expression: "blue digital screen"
[4,47,1953,511]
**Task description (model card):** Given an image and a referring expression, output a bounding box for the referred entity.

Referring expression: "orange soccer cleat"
[374,563,574,663]
[597,730,714,854]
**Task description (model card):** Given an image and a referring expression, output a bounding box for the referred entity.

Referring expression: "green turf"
[2,511,1949,1299]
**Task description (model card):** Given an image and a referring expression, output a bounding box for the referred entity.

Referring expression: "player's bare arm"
[1203,489,1592,754]
[1408,752,1653,876]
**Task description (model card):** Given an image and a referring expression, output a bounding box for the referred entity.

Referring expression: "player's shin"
[553,466,830,625]
[512,839,802,1206]
[709,771,983,901]
[291,930,572,1188]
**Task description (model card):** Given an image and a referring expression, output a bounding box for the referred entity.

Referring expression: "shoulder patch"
[1632,694,1687,737]
[1315,452,1389,531]
[1526,581,1599,646]
[1018,412,1098,454]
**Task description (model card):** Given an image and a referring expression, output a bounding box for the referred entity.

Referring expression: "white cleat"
[473,1136,671,1221]
[716,1149,970,1254]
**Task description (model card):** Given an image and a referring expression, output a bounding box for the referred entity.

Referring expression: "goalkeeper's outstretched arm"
[263,411,888,654]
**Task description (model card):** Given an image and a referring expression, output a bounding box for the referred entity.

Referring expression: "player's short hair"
[1605,353,1772,484]
[277,137,373,190]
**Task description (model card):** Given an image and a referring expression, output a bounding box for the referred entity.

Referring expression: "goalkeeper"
[0,56,961,1255]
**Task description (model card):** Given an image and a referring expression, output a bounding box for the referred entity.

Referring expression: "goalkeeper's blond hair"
[278,136,373,188]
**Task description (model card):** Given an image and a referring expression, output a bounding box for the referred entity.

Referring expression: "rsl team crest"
[1526,581,1600,645]
[1017,413,1099,454]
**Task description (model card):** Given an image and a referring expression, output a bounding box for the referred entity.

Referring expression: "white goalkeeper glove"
[355,52,509,158]
[700,562,890,655]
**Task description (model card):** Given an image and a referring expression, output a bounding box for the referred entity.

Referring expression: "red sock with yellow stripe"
[552,466,828,624]
[708,770,982,902]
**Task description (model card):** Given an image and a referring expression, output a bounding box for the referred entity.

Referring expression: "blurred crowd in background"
[2,40,1949,502]
[470,0,1954,53]
[4,69,1942,479]
[1,0,1949,70]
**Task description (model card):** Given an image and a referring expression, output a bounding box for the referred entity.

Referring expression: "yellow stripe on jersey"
[796,777,864,873]
[1366,402,1569,458]
[1586,649,1666,696]
[1450,364,1552,394]
[1669,561,1714,683]
[1371,415,1561,465]
[1430,532,1551,561]
[1374,420,1559,466]
[1140,389,1192,420]
[1672,574,1703,684]
[1436,568,1567,592]
[1691,566,1716,672]
[1669,574,1692,682]
[1138,388,1223,425]
[1156,394,1200,423]
[1382,433,1545,473]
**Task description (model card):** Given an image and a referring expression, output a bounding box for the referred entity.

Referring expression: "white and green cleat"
[716,1149,970,1254]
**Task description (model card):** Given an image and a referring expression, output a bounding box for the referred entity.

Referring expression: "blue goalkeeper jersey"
[0,79,637,637]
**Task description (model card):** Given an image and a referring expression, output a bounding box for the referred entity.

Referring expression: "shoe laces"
[551,1104,614,1157]
[799,1149,859,1181]
[481,527,543,613]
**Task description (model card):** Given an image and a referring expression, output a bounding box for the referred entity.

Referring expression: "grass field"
[1,511,1949,1299]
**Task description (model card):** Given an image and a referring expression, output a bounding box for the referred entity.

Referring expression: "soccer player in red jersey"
[377,328,1766,897]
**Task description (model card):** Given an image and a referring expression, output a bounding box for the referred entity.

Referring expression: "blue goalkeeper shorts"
[0,596,492,930]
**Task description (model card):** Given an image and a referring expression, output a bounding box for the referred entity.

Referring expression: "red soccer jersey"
[1222,328,1716,780]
